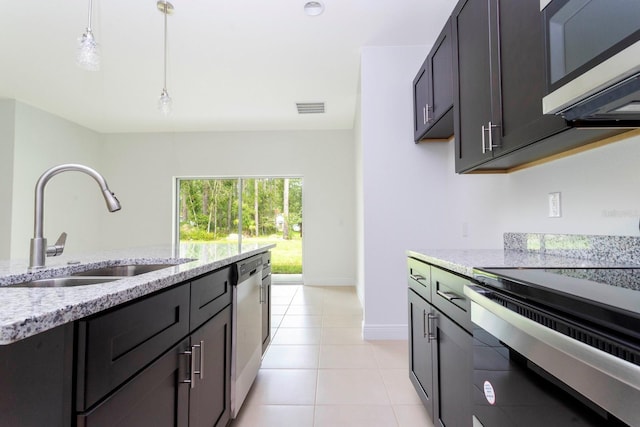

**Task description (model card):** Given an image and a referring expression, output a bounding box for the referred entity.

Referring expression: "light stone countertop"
[407,248,635,278]
[0,242,275,345]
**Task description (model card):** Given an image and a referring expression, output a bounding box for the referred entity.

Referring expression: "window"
[176,177,302,274]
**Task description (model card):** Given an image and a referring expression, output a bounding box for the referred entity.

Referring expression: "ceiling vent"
[296,102,325,114]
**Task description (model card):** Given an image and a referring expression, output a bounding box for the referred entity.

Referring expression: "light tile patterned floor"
[230,285,433,427]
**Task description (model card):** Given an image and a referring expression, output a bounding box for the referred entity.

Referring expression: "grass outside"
[242,236,302,274]
[181,234,302,274]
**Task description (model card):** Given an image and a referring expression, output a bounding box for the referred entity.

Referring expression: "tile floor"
[231,285,433,427]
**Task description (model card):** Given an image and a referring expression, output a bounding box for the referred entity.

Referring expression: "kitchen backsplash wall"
[504,232,640,265]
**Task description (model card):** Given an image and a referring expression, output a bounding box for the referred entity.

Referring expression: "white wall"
[360,45,452,339]
[358,45,640,340]
[9,102,105,261]
[100,130,357,286]
[0,100,16,259]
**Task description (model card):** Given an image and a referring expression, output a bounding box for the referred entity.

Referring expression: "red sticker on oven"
[483,381,496,405]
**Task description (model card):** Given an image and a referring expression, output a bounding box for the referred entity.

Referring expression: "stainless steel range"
[467,267,640,426]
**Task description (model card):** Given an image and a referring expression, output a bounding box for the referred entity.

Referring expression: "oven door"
[541,0,640,115]
[465,285,640,426]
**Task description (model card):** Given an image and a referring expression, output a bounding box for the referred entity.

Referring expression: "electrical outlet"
[548,192,561,217]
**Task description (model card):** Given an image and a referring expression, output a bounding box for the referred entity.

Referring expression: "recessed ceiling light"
[304,1,324,16]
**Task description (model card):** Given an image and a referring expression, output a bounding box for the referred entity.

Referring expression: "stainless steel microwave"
[541,0,640,122]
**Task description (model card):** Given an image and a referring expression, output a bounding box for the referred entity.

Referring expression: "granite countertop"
[0,242,275,345]
[406,248,635,278]
[408,233,640,277]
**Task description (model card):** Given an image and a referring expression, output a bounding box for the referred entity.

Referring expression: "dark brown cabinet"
[0,253,273,427]
[408,258,473,426]
[76,267,233,427]
[453,0,568,172]
[0,323,74,427]
[408,287,436,417]
[451,0,624,173]
[413,18,454,142]
[188,305,232,427]
[77,338,191,427]
[76,284,191,411]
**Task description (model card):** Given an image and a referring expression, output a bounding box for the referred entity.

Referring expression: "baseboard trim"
[302,277,355,286]
[362,323,408,340]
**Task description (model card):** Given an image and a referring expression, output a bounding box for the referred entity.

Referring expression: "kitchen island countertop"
[0,242,275,345]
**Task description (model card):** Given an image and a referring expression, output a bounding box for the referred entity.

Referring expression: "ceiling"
[0,0,457,133]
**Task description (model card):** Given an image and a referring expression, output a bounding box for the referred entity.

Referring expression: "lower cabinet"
[408,288,436,416]
[0,322,74,427]
[0,252,273,427]
[75,265,235,427]
[188,305,232,427]
[408,259,473,427]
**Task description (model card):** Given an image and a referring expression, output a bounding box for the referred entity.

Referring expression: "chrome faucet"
[29,164,121,269]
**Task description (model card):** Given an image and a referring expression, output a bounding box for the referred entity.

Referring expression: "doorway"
[176,177,303,276]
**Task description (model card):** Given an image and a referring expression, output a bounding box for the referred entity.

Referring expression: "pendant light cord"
[87,0,93,31]
[163,2,168,91]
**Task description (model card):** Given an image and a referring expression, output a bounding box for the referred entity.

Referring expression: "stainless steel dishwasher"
[231,254,263,418]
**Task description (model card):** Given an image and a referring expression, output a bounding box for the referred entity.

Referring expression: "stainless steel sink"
[6,264,179,288]
[71,263,178,277]
[7,277,120,288]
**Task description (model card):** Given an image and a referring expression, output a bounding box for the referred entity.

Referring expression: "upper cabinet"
[413,18,454,142]
[450,0,629,173]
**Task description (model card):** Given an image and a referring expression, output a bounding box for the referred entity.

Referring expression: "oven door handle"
[464,284,640,427]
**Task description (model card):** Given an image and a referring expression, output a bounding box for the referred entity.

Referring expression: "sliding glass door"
[176,177,302,274]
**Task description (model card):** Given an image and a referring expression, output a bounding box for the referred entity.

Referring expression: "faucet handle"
[46,232,67,257]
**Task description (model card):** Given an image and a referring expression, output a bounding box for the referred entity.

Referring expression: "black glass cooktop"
[472,267,640,343]
[543,268,640,291]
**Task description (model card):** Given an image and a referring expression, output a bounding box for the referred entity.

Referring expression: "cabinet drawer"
[431,267,472,332]
[76,284,190,411]
[408,257,431,302]
[190,267,233,331]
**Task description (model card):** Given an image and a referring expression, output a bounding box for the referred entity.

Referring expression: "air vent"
[296,102,325,114]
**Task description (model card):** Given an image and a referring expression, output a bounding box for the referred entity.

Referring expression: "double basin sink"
[9,264,179,288]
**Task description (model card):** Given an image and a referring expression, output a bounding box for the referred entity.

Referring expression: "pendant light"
[77,0,100,71]
[158,1,174,116]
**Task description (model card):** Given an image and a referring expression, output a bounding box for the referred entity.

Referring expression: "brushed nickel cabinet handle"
[198,340,204,380]
[436,289,463,302]
[427,313,437,342]
[180,349,195,389]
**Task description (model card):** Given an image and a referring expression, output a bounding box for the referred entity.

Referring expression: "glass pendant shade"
[77,0,100,71]
[158,88,173,116]
[77,29,100,71]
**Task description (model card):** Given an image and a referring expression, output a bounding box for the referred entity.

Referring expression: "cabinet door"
[77,338,190,427]
[413,61,431,141]
[434,312,473,427]
[453,0,494,171]
[189,305,232,427]
[427,18,454,139]
[493,0,569,155]
[408,289,435,418]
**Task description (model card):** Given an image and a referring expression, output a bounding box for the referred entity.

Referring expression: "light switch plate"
[548,192,561,217]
